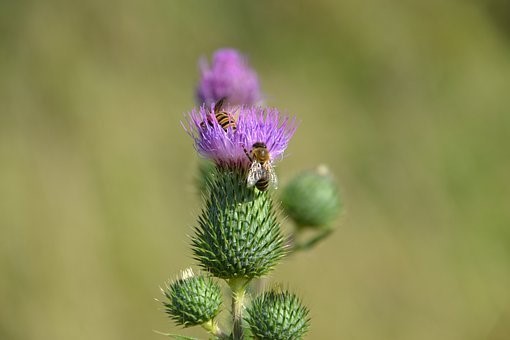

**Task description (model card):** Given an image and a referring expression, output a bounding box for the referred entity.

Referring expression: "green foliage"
[161,269,222,327]
[192,168,285,279]
[246,288,310,340]
[154,331,199,340]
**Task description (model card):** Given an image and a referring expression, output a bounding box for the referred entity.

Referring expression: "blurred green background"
[2,1,510,339]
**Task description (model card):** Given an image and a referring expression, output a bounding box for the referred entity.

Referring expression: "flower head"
[246,288,310,339]
[196,48,262,106]
[160,268,222,327]
[185,105,297,169]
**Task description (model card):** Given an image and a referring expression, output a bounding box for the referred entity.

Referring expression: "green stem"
[202,320,228,339]
[228,278,250,340]
[293,226,334,252]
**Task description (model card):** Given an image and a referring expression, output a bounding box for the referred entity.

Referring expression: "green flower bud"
[192,168,285,279]
[246,288,310,340]
[161,268,222,327]
[281,165,341,228]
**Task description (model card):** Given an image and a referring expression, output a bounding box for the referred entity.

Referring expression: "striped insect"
[200,97,237,132]
[244,142,278,191]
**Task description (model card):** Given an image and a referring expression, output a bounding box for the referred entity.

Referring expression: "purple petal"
[196,48,262,106]
[185,105,297,169]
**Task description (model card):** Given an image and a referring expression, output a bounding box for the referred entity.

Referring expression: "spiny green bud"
[246,288,310,340]
[281,165,341,228]
[192,168,285,279]
[161,268,222,327]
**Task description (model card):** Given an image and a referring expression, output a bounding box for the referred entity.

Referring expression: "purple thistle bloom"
[185,105,297,169]
[196,48,262,106]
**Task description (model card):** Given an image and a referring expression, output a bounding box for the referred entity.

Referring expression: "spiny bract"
[246,288,311,340]
[161,269,222,327]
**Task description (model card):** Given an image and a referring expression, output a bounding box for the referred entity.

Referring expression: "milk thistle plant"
[158,48,341,339]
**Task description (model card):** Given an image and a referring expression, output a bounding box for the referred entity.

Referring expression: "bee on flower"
[200,97,238,132]
[185,105,297,189]
[245,142,278,192]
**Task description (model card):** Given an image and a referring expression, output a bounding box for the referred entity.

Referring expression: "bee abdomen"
[255,177,270,192]
[215,112,236,131]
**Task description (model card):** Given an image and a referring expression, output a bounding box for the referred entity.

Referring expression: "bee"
[245,142,278,191]
[200,97,237,132]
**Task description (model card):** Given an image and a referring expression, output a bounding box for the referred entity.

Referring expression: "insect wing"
[267,165,278,189]
[247,162,264,187]
[263,162,278,189]
[213,97,226,113]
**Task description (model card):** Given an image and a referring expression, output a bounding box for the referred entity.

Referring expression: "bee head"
[200,115,216,130]
[252,142,269,162]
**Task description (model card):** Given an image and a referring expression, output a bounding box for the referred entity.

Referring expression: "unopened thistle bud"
[281,165,341,228]
[246,288,310,340]
[161,268,222,327]
[196,48,262,106]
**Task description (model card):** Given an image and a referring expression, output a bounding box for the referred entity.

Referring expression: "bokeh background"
[2,1,510,339]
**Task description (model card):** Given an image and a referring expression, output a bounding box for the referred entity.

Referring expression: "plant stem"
[293,226,334,252]
[228,278,249,340]
[202,320,228,339]
[232,289,246,340]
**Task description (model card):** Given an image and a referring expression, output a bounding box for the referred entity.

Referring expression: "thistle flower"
[246,288,310,340]
[196,48,262,106]
[185,105,296,279]
[185,105,297,170]
[161,268,222,327]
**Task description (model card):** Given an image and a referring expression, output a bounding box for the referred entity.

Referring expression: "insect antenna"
[242,144,253,162]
